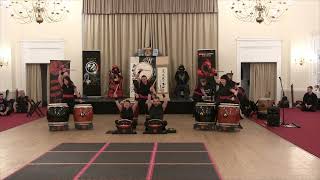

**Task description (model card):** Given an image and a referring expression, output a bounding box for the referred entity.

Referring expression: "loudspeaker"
[267,106,280,127]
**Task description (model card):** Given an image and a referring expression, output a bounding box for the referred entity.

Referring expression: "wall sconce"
[295,58,305,66]
[0,56,9,68]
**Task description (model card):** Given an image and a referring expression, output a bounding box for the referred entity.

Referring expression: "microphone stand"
[278,77,300,128]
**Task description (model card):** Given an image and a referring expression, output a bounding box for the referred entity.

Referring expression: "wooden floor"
[0,114,320,180]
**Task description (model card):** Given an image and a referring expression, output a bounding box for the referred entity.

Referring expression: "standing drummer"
[59,76,80,112]
[216,75,238,104]
[192,78,213,102]
[133,70,156,114]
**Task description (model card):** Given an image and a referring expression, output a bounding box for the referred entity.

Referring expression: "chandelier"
[230,0,291,24]
[2,0,70,24]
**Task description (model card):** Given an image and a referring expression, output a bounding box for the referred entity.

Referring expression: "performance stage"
[77,97,194,114]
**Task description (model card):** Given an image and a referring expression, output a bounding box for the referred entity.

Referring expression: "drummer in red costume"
[216,75,239,104]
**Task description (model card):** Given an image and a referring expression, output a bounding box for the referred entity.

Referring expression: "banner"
[197,49,216,86]
[49,60,70,103]
[82,51,101,96]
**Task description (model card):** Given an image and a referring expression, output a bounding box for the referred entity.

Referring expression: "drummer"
[216,75,239,104]
[145,94,168,131]
[59,76,80,111]
[114,93,138,127]
[133,71,155,114]
[192,78,214,102]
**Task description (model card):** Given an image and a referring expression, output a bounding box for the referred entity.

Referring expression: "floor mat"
[4,143,221,180]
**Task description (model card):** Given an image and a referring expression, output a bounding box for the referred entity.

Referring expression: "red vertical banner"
[197,49,217,88]
[49,60,71,103]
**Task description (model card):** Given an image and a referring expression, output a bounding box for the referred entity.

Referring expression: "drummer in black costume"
[59,76,80,111]
[216,75,238,104]
[133,71,155,114]
[192,78,214,102]
[145,94,168,131]
[114,93,138,127]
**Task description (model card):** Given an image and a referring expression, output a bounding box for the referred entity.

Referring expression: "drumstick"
[152,77,157,87]
[114,84,120,95]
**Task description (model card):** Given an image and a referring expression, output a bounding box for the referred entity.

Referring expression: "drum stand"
[280,107,300,128]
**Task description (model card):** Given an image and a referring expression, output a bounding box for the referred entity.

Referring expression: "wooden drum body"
[217,103,241,128]
[257,98,274,113]
[194,102,216,130]
[47,103,69,131]
[73,104,93,130]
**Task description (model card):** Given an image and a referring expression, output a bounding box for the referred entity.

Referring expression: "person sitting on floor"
[0,93,9,116]
[314,85,320,109]
[145,94,168,131]
[13,91,31,113]
[301,86,318,112]
[216,75,239,103]
[114,93,138,128]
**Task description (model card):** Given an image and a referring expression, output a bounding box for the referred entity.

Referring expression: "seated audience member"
[301,86,318,112]
[315,85,320,109]
[192,78,213,102]
[114,93,138,127]
[0,93,9,116]
[145,94,168,130]
[216,75,239,103]
[13,91,31,113]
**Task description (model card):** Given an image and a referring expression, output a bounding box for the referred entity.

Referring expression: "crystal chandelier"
[2,0,70,24]
[230,0,291,24]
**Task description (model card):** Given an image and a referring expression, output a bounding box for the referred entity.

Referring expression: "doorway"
[26,64,49,106]
[241,62,277,102]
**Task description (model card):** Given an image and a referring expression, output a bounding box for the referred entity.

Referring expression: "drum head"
[196,102,215,107]
[219,103,239,107]
[74,104,92,108]
[48,103,68,108]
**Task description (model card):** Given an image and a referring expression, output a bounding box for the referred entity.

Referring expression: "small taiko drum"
[144,119,167,134]
[257,98,274,113]
[216,103,241,129]
[115,119,135,134]
[47,103,69,131]
[73,104,93,130]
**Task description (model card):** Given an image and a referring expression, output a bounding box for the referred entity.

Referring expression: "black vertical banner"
[83,51,101,96]
[197,49,216,86]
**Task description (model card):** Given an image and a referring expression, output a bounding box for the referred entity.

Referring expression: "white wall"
[0,0,83,93]
[218,0,320,100]
[1,0,319,100]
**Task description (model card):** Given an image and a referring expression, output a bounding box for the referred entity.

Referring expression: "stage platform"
[76,97,194,114]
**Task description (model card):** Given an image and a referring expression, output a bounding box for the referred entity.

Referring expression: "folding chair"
[27,100,44,117]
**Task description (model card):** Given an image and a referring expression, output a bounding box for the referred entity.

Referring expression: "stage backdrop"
[83,51,101,96]
[197,49,216,86]
[49,60,70,103]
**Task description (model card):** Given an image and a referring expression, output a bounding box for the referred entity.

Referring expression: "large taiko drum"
[216,103,241,128]
[73,104,93,130]
[194,102,216,130]
[47,103,69,131]
[257,98,274,113]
